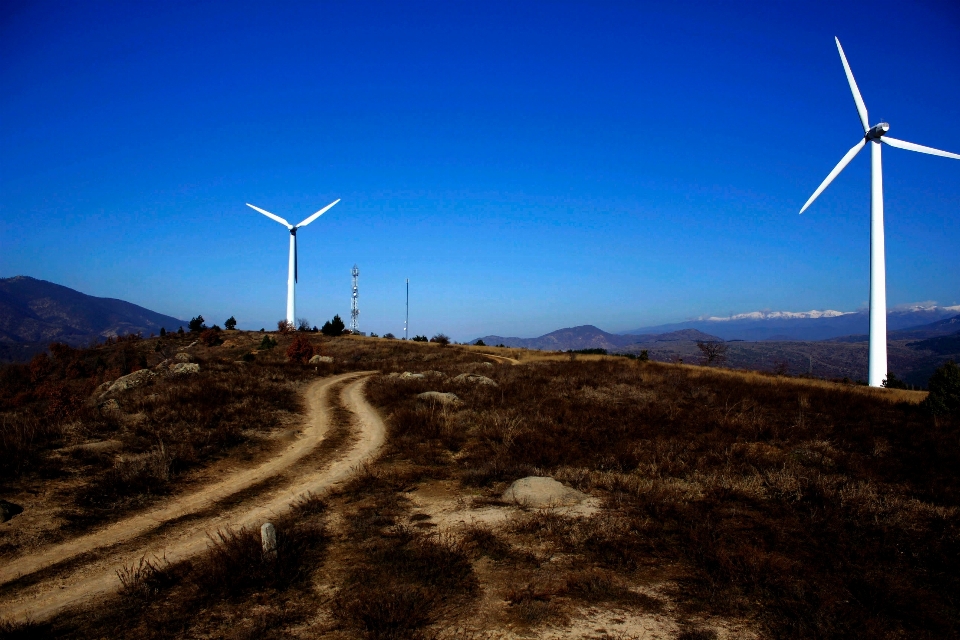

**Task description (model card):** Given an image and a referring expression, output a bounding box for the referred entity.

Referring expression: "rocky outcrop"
[174,353,193,363]
[417,391,461,407]
[452,373,498,387]
[502,477,587,508]
[309,355,334,364]
[169,362,200,375]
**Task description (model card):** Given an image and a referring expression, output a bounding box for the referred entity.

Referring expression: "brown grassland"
[1,332,958,639]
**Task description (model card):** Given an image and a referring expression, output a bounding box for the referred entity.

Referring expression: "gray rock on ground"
[453,373,498,387]
[174,352,193,363]
[502,476,588,508]
[0,499,23,523]
[103,369,156,397]
[169,362,200,375]
[417,391,462,407]
[422,370,445,378]
[309,355,334,364]
[398,372,425,380]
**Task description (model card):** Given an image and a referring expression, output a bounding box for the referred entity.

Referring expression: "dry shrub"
[334,527,477,638]
[285,333,314,364]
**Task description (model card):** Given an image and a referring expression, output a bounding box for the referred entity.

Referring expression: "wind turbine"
[246,199,340,326]
[799,38,960,387]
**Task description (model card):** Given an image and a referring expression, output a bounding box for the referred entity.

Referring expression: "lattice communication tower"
[350,265,360,334]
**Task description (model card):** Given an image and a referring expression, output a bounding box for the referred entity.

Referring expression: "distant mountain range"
[473,325,722,352]
[0,276,186,360]
[625,305,960,342]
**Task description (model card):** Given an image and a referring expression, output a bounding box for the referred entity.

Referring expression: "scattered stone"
[174,353,193,363]
[169,362,200,375]
[103,369,156,397]
[417,391,462,407]
[0,500,23,523]
[309,355,334,364]
[386,372,400,378]
[153,359,170,371]
[261,522,277,558]
[453,373,498,387]
[178,341,198,351]
[398,372,425,380]
[476,362,494,368]
[502,476,587,509]
[422,370,445,378]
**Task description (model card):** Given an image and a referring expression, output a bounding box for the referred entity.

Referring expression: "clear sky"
[2,1,959,340]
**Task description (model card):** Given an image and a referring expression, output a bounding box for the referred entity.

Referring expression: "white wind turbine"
[246,199,340,326]
[800,38,960,387]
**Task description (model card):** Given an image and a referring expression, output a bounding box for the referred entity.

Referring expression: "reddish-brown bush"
[286,334,314,364]
[199,329,221,347]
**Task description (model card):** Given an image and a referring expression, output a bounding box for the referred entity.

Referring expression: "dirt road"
[481,353,520,365]
[0,372,385,624]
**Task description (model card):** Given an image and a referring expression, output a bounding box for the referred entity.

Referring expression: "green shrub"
[922,361,960,416]
[224,316,237,330]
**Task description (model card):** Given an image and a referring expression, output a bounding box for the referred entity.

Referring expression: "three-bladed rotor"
[245,199,341,323]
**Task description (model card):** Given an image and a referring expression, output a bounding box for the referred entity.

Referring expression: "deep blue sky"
[2,1,959,339]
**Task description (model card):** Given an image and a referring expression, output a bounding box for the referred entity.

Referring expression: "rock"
[417,391,462,407]
[386,372,400,378]
[174,353,193,363]
[502,477,587,508]
[476,362,494,368]
[0,500,23,523]
[422,370,445,378]
[453,373,498,387]
[178,341,198,351]
[153,359,170,371]
[103,369,155,397]
[169,362,200,375]
[398,372,425,380]
[309,355,334,364]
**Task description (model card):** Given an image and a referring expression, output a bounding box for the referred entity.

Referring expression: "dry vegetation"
[2,335,958,639]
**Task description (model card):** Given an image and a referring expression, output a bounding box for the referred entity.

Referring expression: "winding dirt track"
[0,372,385,624]
[480,353,520,366]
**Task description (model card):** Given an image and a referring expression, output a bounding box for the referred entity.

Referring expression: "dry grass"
[3,337,956,639]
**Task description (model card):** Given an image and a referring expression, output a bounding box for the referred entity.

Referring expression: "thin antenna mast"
[405,278,409,340]
[351,265,359,334]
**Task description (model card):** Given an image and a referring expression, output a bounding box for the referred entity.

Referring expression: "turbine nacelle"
[866,122,890,141]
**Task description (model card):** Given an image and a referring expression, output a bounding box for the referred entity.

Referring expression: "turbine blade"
[882,136,960,160]
[799,138,866,214]
[835,37,869,133]
[296,198,340,228]
[246,203,292,228]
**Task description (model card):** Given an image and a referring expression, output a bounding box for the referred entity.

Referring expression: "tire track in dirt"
[0,373,386,624]
[480,353,520,365]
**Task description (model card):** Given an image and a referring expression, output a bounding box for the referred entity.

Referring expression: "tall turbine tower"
[799,38,960,387]
[351,265,359,334]
[246,199,340,325]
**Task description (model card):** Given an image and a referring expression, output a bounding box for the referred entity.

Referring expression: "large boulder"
[417,391,462,407]
[309,355,334,364]
[453,373,498,387]
[0,500,23,523]
[103,369,155,397]
[502,477,587,508]
[169,362,200,375]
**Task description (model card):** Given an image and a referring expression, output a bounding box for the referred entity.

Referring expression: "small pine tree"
[922,361,960,416]
[178,327,185,335]
[159,327,166,337]
[475,339,486,346]
[321,315,346,337]
[224,316,237,330]
[189,315,206,333]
